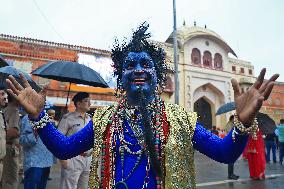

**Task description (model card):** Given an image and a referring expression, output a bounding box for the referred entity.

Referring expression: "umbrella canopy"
[31,61,108,88]
[0,55,9,67]
[256,112,276,135]
[0,66,41,92]
[216,102,236,115]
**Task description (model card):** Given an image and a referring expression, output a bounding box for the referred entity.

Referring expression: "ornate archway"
[192,83,226,129]
[194,97,212,129]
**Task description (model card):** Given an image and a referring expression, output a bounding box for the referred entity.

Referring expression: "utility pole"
[173,0,179,104]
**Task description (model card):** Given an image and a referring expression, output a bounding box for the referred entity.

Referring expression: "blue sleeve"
[31,111,95,160]
[192,122,248,164]
[19,116,37,148]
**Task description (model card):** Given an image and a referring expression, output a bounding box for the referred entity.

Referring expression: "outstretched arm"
[20,113,94,159]
[31,111,94,160]
[192,123,248,163]
[5,74,95,159]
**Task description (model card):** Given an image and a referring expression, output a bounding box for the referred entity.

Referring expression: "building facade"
[0,34,117,119]
[0,25,283,126]
[161,24,270,129]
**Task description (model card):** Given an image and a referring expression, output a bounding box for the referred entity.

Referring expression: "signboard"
[78,53,116,88]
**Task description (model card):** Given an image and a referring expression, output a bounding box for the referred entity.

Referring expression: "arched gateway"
[193,83,226,129]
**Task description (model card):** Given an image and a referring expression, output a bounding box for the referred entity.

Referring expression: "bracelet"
[232,113,258,141]
[29,111,51,130]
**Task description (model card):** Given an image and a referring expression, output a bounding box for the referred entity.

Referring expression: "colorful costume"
[35,101,248,189]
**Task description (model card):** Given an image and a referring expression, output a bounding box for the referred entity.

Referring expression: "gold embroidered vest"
[89,103,197,189]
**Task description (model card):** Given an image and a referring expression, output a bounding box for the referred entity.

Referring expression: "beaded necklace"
[101,94,165,189]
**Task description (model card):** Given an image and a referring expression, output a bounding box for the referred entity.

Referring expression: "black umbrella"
[31,60,109,107]
[32,61,108,87]
[0,66,41,92]
[216,102,236,115]
[256,112,276,135]
[0,55,9,67]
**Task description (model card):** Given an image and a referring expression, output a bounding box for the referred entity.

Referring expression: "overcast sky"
[0,0,283,81]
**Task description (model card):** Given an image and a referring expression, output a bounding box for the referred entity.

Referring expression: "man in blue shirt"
[19,114,54,189]
[276,119,284,165]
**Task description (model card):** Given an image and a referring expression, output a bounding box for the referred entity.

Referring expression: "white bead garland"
[29,111,51,130]
[232,113,258,141]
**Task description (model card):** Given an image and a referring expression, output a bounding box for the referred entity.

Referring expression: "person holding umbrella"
[5,23,279,189]
[225,115,239,180]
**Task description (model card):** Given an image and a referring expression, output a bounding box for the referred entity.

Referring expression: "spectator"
[225,115,239,180]
[264,132,277,163]
[246,130,266,180]
[57,92,92,189]
[219,129,226,138]
[0,87,8,186]
[276,119,284,165]
[19,114,54,189]
[47,109,58,128]
[211,126,219,136]
[2,95,20,189]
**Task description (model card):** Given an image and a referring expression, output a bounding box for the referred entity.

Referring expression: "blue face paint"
[122,52,157,106]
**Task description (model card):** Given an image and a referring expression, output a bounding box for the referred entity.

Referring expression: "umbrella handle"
[64,83,71,111]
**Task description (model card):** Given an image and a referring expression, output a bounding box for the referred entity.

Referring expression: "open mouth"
[131,78,148,84]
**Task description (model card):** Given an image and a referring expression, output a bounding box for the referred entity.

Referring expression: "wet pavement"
[195,151,284,189]
[18,151,284,189]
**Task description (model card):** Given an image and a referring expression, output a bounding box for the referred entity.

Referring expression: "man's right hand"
[6,73,47,118]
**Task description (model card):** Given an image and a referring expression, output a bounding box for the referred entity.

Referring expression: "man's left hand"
[232,68,279,125]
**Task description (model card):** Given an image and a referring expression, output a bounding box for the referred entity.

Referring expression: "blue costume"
[33,109,248,189]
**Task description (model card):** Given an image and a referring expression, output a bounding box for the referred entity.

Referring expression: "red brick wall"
[261,83,284,123]
[0,39,78,61]
[0,37,116,113]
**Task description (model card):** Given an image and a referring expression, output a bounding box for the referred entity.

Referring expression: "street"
[18,151,284,189]
[195,151,284,189]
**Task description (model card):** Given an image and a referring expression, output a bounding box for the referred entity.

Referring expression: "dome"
[166,25,237,57]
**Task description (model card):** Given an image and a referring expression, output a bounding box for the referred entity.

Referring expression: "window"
[191,48,201,65]
[214,53,223,69]
[203,51,212,67]
[249,69,252,75]
[240,67,245,74]
[164,76,174,93]
[232,66,236,72]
